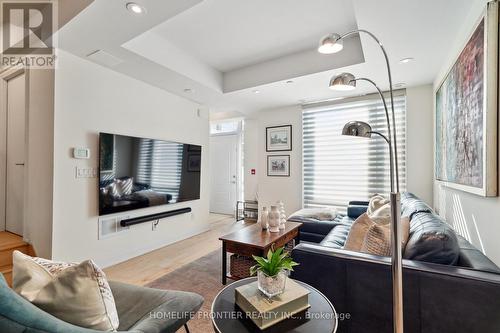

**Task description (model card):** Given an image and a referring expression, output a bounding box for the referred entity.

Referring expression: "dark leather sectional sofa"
[289,193,500,333]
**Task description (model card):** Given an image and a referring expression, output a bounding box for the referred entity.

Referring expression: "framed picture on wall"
[266,125,292,151]
[267,155,290,177]
[435,1,498,197]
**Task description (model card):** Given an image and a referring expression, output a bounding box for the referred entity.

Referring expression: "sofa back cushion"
[403,212,459,265]
[400,192,433,219]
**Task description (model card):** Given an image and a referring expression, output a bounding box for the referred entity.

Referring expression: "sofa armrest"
[291,243,500,333]
[347,204,367,219]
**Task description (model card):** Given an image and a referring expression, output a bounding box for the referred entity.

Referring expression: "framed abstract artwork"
[267,155,290,177]
[266,125,292,152]
[435,1,498,197]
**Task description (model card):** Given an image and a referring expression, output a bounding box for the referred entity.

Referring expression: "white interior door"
[5,73,26,236]
[209,134,238,215]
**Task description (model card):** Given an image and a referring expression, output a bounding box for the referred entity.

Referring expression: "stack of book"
[235,278,310,330]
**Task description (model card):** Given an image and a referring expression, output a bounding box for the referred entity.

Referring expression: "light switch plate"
[75,166,97,178]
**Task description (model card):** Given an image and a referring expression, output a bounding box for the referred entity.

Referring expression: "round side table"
[211,277,337,333]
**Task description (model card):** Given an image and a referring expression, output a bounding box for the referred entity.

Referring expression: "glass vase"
[257,270,287,297]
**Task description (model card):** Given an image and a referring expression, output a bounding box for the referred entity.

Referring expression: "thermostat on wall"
[73,147,90,159]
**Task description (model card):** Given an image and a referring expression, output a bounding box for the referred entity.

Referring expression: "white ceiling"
[58,0,475,116]
[154,0,358,72]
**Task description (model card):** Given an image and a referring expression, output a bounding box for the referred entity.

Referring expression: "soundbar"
[120,207,192,227]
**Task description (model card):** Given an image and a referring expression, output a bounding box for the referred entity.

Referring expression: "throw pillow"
[344,213,373,252]
[367,194,391,223]
[289,207,338,221]
[344,213,410,256]
[12,251,119,331]
[115,178,133,196]
[361,217,411,256]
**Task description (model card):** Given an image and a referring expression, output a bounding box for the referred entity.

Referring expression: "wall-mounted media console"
[120,207,192,227]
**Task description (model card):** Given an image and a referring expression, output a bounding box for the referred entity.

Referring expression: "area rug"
[147,249,224,332]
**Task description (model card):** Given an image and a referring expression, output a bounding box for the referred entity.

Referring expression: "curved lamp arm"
[339,29,400,192]
[353,77,394,193]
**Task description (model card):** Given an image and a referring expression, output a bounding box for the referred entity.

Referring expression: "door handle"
[15,163,25,166]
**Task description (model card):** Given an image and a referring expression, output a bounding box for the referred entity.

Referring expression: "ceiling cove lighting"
[318,33,343,54]
[126,2,146,14]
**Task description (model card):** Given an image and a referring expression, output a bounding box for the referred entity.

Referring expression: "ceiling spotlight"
[399,57,414,64]
[329,72,356,91]
[318,33,343,54]
[126,2,146,14]
[183,88,193,93]
[253,90,260,94]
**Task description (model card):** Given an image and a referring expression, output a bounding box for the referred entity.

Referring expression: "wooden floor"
[104,214,252,286]
[0,231,31,286]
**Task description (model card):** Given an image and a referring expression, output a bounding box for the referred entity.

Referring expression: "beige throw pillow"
[13,251,119,331]
[344,213,373,252]
[344,213,410,256]
[367,194,392,223]
[361,217,410,256]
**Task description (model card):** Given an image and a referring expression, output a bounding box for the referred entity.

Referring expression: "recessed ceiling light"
[253,90,260,94]
[183,88,193,93]
[399,57,414,64]
[126,2,146,14]
[286,80,294,84]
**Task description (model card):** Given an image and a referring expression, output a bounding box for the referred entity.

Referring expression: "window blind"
[302,92,406,210]
[136,139,183,201]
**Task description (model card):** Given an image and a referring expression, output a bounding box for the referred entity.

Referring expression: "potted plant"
[250,246,299,297]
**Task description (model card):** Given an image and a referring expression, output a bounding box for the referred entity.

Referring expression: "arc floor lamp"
[318,31,403,333]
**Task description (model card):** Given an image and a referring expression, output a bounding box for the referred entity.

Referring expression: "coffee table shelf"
[219,221,302,285]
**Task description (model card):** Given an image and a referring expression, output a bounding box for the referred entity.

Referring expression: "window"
[210,120,241,135]
[302,92,406,210]
[136,139,183,201]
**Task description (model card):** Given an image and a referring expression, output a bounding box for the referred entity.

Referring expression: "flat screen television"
[98,133,201,215]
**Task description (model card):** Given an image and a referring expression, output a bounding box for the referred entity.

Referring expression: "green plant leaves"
[249,246,299,277]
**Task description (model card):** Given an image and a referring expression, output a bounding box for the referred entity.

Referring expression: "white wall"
[243,119,259,201]
[0,67,54,258]
[52,50,210,267]
[433,0,500,266]
[243,86,434,216]
[406,85,434,203]
[25,69,55,259]
[244,106,303,215]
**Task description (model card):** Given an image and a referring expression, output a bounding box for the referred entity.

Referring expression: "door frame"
[209,120,244,215]
[0,66,29,234]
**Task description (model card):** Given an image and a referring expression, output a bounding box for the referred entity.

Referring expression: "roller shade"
[302,92,406,210]
[136,139,183,201]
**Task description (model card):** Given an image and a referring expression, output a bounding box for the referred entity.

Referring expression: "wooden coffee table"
[219,221,302,285]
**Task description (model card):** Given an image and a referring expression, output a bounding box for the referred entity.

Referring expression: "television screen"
[98,133,201,215]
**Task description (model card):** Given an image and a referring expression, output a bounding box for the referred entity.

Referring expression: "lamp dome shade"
[342,121,372,138]
[318,33,343,54]
[329,72,356,91]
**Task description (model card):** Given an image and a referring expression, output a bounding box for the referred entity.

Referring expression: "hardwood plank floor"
[104,214,253,286]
